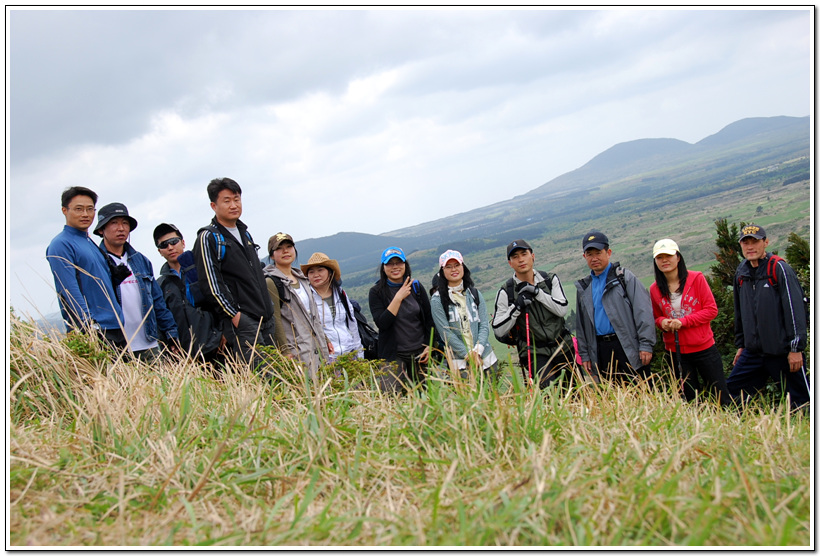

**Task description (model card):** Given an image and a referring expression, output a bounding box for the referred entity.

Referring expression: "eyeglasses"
[158,237,182,249]
[385,260,405,267]
[68,206,96,215]
[444,263,462,270]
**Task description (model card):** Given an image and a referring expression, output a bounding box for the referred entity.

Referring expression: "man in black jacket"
[192,178,276,373]
[727,224,809,409]
[154,223,223,362]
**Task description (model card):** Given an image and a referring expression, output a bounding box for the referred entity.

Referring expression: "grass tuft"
[8,314,810,546]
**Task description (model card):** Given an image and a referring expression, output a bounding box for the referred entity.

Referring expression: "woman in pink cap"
[430,249,498,381]
[650,238,731,406]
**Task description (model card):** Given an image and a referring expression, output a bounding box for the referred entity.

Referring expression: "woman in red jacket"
[650,239,732,406]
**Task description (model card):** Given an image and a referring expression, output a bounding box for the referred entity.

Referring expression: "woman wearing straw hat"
[302,252,364,361]
[368,246,434,392]
[650,238,732,406]
[430,249,498,381]
[262,233,330,379]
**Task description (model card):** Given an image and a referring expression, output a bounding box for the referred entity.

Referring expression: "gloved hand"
[516,284,540,299]
[514,293,533,312]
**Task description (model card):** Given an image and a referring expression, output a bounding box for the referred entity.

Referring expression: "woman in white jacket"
[302,252,365,361]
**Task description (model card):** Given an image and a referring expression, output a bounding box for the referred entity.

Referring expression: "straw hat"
[301,252,341,280]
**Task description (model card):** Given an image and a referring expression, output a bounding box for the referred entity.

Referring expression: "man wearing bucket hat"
[727,224,809,409]
[302,252,365,361]
[95,202,179,360]
[493,239,574,388]
[46,186,125,345]
[575,230,655,383]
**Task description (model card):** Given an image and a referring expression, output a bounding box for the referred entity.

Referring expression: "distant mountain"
[299,115,809,288]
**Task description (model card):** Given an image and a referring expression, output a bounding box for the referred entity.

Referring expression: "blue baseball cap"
[381,247,406,264]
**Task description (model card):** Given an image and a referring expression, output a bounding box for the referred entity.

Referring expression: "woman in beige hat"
[302,252,364,361]
[262,233,330,379]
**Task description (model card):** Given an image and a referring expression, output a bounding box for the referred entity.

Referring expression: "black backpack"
[349,299,379,360]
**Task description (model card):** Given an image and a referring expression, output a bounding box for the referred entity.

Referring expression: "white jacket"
[310,286,364,360]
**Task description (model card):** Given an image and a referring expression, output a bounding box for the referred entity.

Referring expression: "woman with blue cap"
[368,247,434,392]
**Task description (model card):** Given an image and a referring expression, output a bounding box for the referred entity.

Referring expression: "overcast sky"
[7,7,812,320]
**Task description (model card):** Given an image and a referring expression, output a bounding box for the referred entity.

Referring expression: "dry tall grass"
[8,314,811,547]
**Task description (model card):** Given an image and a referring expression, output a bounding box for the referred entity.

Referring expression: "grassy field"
[8,315,811,547]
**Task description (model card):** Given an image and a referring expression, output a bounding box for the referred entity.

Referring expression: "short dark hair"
[61,186,98,208]
[207,177,242,203]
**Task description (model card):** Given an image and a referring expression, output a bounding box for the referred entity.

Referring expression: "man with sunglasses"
[46,186,126,346]
[94,203,179,361]
[154,223,223,362]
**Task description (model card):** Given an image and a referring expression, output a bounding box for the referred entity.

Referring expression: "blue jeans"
[727,350,810,408]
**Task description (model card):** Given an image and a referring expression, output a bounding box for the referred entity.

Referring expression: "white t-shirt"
[110,252,157,352]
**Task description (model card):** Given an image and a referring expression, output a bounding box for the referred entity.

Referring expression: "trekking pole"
[674,330,683,395]
[525,311,533,388]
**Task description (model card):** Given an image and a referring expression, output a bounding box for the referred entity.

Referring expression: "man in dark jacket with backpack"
[192,178,276,374]
[154,223,224,362]
[574,231,655,383]
[727,224,809,409]
[493,239,574,388]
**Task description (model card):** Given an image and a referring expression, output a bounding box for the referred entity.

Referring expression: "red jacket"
[649,270,717,354]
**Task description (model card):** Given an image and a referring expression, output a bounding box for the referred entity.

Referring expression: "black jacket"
[369,279,434,360]
[157,262,222,357]
[192,217,274,323]
[734,253,807,355]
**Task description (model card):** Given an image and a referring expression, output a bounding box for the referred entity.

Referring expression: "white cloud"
[8,7,811,319]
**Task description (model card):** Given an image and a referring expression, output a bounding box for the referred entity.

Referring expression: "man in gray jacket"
[575,230,655,383]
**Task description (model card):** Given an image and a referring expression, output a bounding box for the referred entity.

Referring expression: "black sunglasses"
[158,237,182,250]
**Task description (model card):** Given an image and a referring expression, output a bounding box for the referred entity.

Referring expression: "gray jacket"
[575,262,655,371]
[263,265,329,379]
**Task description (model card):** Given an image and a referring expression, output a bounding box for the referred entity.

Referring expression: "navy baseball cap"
[583,230,609,252]
[506,239,532,259]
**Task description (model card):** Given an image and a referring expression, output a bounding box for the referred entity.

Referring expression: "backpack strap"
[202,225,228,262]
[265,275,288,308]
[766,255,784,287]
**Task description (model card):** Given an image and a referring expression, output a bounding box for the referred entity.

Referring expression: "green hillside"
[303,115,811,321]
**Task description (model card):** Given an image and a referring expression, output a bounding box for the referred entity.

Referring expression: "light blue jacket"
[46,225,124,331]
[430,286,494,363]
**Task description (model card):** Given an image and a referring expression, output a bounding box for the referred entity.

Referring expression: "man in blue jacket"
[727,224,809,409]
[46,186,126,347]
[95,202,179,360]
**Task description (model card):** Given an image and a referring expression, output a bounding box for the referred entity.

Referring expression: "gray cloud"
[9,8,810,318]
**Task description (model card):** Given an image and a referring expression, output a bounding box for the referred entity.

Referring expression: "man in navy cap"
[574,230,655,383]
[95,202,179,360]
[727,224,809,409]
